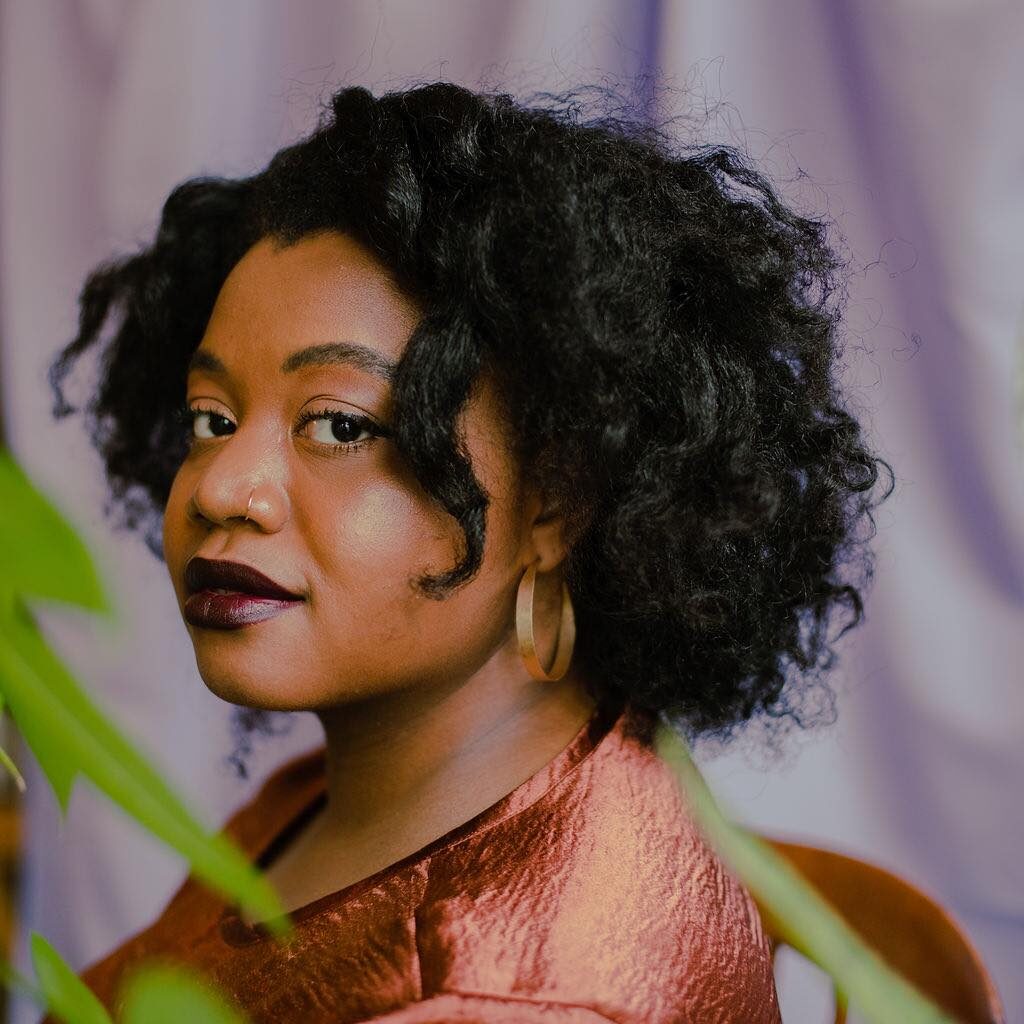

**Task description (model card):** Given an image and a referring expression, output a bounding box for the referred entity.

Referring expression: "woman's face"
[163,231,541,711]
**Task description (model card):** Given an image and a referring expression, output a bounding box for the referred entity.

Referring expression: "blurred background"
[1,2,1022,1021]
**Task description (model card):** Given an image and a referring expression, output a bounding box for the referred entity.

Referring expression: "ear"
[522,488,570,573]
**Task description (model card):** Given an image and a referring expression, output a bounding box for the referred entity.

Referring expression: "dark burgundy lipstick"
[183,557,304,630]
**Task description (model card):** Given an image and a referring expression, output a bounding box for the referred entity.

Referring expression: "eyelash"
[174,403,389,456]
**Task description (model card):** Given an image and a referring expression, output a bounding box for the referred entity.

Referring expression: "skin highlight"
[162,230,596,921]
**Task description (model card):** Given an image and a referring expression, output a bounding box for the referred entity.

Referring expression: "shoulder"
[417,703,780,1024]
[66,746,328,1016]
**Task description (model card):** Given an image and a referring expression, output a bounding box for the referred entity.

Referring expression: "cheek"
[307,478,459,603]
[304,465,519,665]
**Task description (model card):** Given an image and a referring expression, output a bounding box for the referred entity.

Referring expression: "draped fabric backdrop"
[2,3,1022,1021]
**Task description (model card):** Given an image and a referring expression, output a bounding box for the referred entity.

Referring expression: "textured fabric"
[46,701,780,1023]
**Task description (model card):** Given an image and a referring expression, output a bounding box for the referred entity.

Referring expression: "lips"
[185,557,301,600]
[184,557,304,630]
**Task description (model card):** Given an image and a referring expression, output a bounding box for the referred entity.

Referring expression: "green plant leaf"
[29,932,113,1024]
[0,592,76,806]
[0,451,109,611]
[0,447,290,937]
[0,741,26,792]
[0,951,251,1024]
[654,720,956,1024]
[0,598,289,936]
[118,962,249,1024]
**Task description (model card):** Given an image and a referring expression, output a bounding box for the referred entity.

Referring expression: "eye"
[176,403,235,440]
[295,407,386,451]
[173,402,388,453]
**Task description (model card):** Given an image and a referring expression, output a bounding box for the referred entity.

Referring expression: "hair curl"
[49,80,893,776]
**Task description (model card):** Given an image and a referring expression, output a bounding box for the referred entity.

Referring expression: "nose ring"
[244,489,255,522]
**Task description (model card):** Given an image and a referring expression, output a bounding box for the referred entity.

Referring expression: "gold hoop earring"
[515,562,576,681]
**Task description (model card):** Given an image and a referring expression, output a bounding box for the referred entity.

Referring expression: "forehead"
[198,231,420,372]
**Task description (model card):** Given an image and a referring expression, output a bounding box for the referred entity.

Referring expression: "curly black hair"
[49,80,892,776]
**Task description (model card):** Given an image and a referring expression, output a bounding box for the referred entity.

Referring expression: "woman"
[46,81,889,1022]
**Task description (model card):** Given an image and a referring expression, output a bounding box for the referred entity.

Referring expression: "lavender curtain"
[2,3,1021,1021]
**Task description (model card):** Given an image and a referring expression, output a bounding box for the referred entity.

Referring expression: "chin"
[193,652,314,712]
[204,680,314,713]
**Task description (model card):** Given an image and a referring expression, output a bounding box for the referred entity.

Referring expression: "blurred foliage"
[656,724,956,1022]
[1,934,249,1024]
[0,446,958,1022]
[0,447,286,1020]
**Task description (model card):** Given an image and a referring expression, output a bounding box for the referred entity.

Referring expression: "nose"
[187,423,291,532]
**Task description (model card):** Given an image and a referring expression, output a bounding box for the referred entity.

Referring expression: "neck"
[312,639,598,850]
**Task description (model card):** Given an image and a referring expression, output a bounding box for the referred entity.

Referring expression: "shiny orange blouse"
[53,701,781,1022]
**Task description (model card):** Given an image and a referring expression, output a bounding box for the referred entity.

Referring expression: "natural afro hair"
[50,80,893,775]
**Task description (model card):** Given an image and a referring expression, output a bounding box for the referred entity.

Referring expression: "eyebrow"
[187,342,397,383]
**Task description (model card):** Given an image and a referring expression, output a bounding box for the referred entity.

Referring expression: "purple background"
[2,3,1022,1021]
